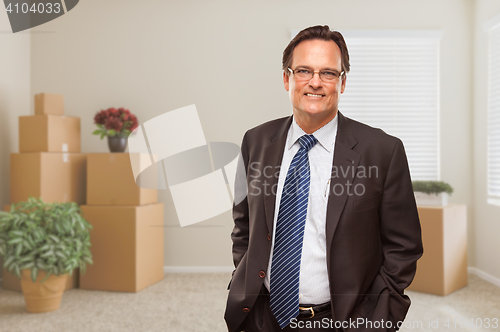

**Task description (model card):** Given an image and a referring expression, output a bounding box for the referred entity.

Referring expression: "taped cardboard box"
[87,153,157,206]
[1,205,79,292]
[408,205,468,296]
[10,153,86,205]
[79,204,164,292]
[34,93,64,115]
[19,115,80,153]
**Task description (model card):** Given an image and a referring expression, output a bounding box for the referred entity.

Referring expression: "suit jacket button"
[267,234,271,241]
[243,307,250,313]
[259,271,266,278]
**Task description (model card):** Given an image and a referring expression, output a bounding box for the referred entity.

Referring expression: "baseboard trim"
[164,266,234,273]
[468,267,500,288]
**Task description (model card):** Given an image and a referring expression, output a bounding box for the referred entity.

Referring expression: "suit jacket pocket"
[353,192,382,212]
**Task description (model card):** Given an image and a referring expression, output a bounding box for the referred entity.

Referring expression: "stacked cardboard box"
[3,93,85,292]
[408,205,468,296]
[79,153,164,292]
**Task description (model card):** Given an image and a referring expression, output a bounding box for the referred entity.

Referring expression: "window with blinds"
[338,31,441,181]
[485,16,500,206]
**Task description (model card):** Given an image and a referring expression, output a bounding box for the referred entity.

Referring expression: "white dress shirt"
[264,114,338,305]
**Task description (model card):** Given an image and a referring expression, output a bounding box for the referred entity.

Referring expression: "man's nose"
[308,72,322,88]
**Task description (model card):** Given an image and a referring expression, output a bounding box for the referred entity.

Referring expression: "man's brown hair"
[282,25,350,77]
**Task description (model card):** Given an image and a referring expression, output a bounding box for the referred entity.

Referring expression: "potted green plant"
[0,197,93,313]
[92,107,139,153]
[412,180,454,206]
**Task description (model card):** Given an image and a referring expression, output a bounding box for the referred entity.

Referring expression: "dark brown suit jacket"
[225,112,423,332]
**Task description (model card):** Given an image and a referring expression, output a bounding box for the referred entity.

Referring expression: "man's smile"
[305,93,325,97]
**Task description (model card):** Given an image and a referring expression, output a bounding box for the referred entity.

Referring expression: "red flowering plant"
[92,107,139,139]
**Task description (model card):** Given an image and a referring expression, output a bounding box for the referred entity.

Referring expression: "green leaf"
[36,261,48,270]
[13,215,21,227]
[14,264,20,278]
[18,255,34,264]
[3,255,14,268]
[107,129,117,136]
[7,237,23,245]
[31,266,39,282]
[15,242,23,257]
[55,251,67,260]
[21,261,35,270]
[22,239,32,251]
[92,129,102,135]
[39,244,50,252]
[26,234,36,248]
[41,250,54,258]
[33,229,42,241]
[48,235,60,243]
[8,230,24,238]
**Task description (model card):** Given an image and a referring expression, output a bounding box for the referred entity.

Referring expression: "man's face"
[284,39,346,125]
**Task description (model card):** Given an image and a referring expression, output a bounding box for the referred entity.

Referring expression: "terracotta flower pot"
[20,269,68,313]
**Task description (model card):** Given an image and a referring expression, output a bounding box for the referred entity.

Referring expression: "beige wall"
[0,10,31,279]
[26,0,474,269]
[473,0,500,280]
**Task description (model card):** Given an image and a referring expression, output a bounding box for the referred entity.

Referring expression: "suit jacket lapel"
[326,112,361,251]
[263,116,293,235]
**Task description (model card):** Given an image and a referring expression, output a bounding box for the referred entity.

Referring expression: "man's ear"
[340,75,346,94]
[283,71,290,91]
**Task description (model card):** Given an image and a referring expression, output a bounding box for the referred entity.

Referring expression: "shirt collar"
[288,113,338,153]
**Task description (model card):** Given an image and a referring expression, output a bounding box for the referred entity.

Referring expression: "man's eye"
[296,69,311,74]
[322,71,337,78]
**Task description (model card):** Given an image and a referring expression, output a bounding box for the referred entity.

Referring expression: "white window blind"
[338,31,441,181]
[485,16,500,205]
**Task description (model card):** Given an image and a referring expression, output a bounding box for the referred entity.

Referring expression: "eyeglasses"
[288,67,344,82]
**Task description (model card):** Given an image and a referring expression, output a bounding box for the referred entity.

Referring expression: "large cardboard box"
[87,153,157,205]
[19,115,80,153]
[34,93,64,115]
[1,205,79,291]
[408,205,468,296]
[10,153,87,205]
[79,204,164,292]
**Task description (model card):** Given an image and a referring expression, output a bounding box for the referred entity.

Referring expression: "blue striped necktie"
[270,134,318,329]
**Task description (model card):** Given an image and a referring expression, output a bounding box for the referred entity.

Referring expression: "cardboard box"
[10,153,87,205]
[2,268,79,292]
[79,204,164,292]
[408,205,468,296]
[19,115,80,153]
[2,201,79,291]
[34,93,64,115]
[87,153,157,205]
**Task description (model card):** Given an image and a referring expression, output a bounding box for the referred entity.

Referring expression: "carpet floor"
[0,273,498,332]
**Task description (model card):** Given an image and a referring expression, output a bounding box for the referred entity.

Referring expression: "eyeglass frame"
[287,67,345,82]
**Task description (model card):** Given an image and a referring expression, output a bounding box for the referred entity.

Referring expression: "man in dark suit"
[225,25,423,332]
